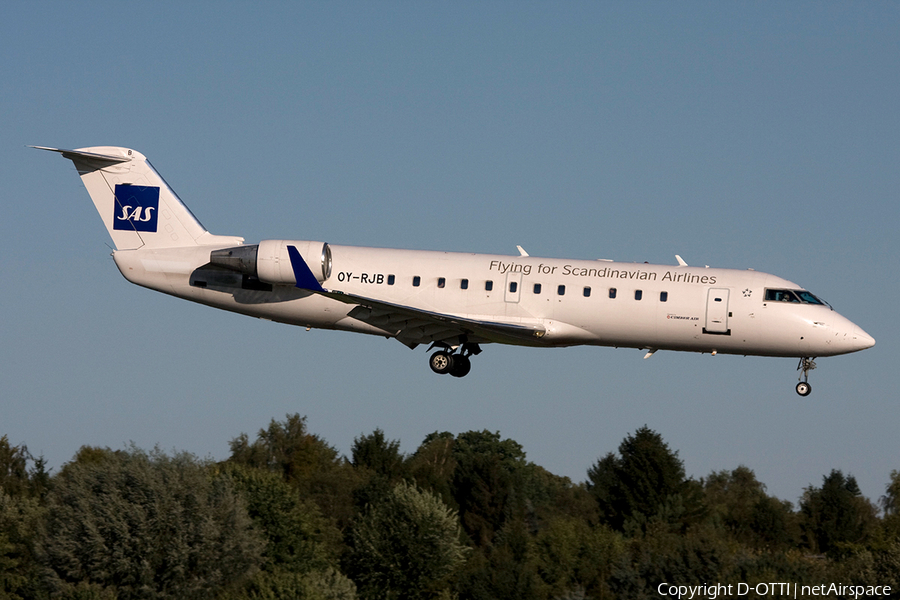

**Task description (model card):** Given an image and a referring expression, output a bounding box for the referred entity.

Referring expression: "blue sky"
[2,2,897,506]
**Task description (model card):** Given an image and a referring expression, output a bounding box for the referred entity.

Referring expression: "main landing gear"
[429,343,481,378]
[796,357,816,396]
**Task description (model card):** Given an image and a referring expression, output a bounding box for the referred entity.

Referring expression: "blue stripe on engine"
[287,245,325,292]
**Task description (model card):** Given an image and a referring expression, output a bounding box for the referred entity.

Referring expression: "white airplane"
[36,146,875,396]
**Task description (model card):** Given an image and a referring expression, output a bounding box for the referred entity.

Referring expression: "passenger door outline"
[704,288,731,335]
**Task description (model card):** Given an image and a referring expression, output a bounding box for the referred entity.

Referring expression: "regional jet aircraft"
[36,146,875,395]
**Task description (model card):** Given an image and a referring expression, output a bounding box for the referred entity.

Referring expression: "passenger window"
[461,279,468,290]
[387,275,395,286]
[534,283,542,294]
[583,286,591,297]
[437,277,445,288]
[413,276,421,287]
[635,290,642,301]
[485,280,493,291]
[558,285,566,296]
[509,281,518,293]
[660,291,668,302]
[609,288,617,299]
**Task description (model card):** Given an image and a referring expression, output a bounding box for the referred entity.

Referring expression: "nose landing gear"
[796,357,816,396]
[428,343,480,378]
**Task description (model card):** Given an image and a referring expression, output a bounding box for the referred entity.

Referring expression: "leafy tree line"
[1,420,898,599]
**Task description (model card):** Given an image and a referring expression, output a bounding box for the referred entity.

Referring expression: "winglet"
[517,245,529,257]
[287,245,326,292]
[675,255,688,266]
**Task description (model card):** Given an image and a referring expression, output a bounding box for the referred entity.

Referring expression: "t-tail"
[33,146,242,249]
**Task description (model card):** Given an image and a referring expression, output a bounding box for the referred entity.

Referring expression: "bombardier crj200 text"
[36,146,875,396]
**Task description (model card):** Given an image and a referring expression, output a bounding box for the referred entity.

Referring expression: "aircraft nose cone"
[852,325,875,351]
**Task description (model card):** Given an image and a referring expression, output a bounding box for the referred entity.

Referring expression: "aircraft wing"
[287,245,545,348]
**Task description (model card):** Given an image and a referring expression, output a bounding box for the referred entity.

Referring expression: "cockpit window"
[796,290,827,305]
[765,289,828,306]
[765,289,800,303]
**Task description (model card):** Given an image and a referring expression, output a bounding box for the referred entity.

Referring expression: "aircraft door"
[704,288,731,334]
[504,272,522,303]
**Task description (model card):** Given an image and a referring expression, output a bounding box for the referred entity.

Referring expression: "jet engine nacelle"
[209,239,332,285]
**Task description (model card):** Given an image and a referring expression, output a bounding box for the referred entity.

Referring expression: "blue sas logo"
[113,184,159,232]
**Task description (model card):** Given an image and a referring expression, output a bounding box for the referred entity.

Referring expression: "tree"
[229,566,358,600]
[346,481,468,600]
[350,429,409,512]
[222,464,341,574]
[881,470,900,517]
[450,430,528,547]
[0,437,29,498]
[229,414,362,530]
[607,523,730,599]
[230,414,341,482]
[531,515,624,600]
[704,466,797,550]
[800,469,878,557]
[351,429,405,479]
[40,446,263,599]
[0,489,43,600]
[407,432,457,509]
[587,427,694,531]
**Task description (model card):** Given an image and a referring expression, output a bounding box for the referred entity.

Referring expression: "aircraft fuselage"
[112,243,872,359]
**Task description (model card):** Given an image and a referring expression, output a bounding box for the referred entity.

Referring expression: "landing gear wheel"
[429,351,454,375]
[450,355,471,378]
[796,357,816,397]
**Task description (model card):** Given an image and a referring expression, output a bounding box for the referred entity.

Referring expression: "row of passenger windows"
[385,275,668,302]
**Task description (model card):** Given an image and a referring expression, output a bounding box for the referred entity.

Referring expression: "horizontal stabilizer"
[30,146,131,165]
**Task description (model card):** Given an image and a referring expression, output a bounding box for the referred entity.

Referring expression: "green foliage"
[704,466,798,550]
[230,414,341,481]
[352,429,405,479]
[0,490,44,599]
[800,469,878,557]
[347,480,469,600]
[40,446,263,599]
[608,523,730,598]
[0,437,47,599]
[222,463,342,574]
[881,469,900,517]
[350,429,409,513]
[455,518,541,600]
[531,516,624,599]
[448,430,528,547]
[587,426,698,531]
[229,414,363,530]
[0,420,897,599]
[226,567,357,600]
[407,433,457,509]
[0,437,30,499]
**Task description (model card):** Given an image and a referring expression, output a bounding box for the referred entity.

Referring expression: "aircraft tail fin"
[34,146,242,250]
